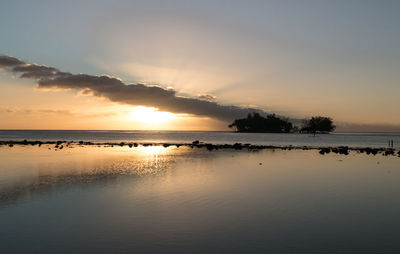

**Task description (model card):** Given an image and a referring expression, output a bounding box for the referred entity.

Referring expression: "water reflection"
[1,145,400,253]
[0,145,187,206]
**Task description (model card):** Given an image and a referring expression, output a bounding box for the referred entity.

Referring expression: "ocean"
[0,130,399,148]
[1,131,400,253]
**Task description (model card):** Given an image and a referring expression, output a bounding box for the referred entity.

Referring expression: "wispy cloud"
[0,55,264,121]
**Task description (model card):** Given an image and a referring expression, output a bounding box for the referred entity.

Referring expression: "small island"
[301,116,336,135]
[228,113,293,133]
[229,113,335,134]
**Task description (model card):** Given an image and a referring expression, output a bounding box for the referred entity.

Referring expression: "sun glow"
[129,106,175,124]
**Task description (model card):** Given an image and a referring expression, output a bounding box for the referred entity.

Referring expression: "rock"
[205,144,214,151]
[233,143,243,150]
[319,148,331,155]
[383,149,394,156]
[332,146,349,155]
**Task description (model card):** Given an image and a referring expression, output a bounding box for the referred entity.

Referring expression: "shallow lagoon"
[1,145,400,253]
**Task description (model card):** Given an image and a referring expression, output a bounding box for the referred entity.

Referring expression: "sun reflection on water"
[0,145,185,205]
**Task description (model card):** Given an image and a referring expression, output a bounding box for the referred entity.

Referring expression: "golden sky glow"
[1,67,400,132]
[1,1,400,131]
[129,107,175,124]
[0,73,226,130]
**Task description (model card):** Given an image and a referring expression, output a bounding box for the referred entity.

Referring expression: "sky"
[1,0,399,131]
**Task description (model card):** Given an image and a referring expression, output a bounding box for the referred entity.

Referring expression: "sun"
[129,106,175,124]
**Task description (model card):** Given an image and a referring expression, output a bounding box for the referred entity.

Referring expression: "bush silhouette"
[301,116,335,134]
[229,113,293,133]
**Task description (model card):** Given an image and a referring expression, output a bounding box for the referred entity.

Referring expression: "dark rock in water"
[8,144,13,147]
[360,148,369,154]
[23,139,28,144]
[233,143,243,150]
[128,144,133,148]
[120,142,125,146]
[79,141,84,145]
[134,143,138,147]
[205,144,214,151]
[194,143,203,148]
[339,146,349,155]
[248,145,260,150]
[59,145,63,150]
[163,144,170,148]
[319,148,331,155]
[384,149,394,156]
[192,140,200,145]
[332,146,349,155]
[370,148,378,155]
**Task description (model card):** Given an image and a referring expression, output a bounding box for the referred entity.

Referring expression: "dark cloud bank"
[0,55,264,122]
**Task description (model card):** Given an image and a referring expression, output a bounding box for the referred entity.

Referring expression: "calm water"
[1,145,400,253]
[1,130,400,148]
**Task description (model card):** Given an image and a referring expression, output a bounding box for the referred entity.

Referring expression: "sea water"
[1,145,400,253]
[0,130,399,148]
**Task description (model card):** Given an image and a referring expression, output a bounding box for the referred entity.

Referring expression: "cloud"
[198,94,216,101]
[0,55,24,68]
[1,55,265,122]
[12,64,59,78]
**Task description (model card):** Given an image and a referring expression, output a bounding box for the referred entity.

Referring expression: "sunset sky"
[1,0,399,131]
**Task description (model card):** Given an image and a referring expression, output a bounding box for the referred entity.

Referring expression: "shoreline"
[1,140,399,157]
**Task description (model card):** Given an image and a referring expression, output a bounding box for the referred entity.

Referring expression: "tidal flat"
[1,145,400,253]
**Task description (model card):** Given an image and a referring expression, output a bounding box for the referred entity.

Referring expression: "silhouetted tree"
[301,116,335,134]
[229,113,293,133]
